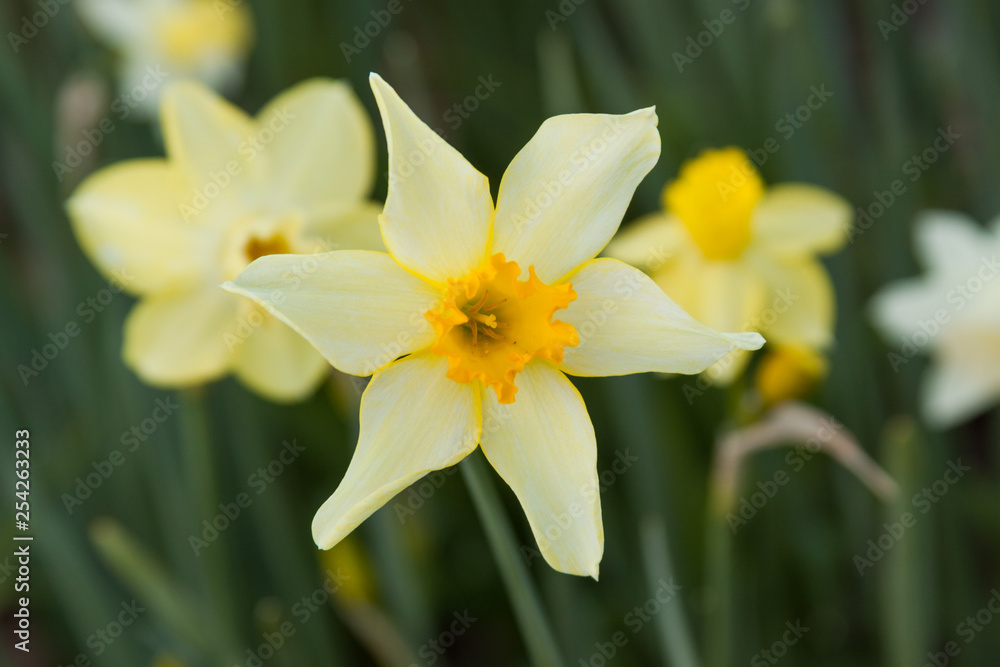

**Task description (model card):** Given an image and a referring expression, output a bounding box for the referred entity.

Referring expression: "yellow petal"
[602,212,689,272]
[224,250,439,376]
[312,353,481,549]
[751,184,852,255]
[160,79,256,194]
[123,287,238,386]
[300,201,386,254]
[748,253,835,348]
[559,258,764,376]
[369,73,493,283]
[480,361,602,578]
[67,159,204,295]
[231,312,328,403]
[256,79,375,222]
[492,108,661,283]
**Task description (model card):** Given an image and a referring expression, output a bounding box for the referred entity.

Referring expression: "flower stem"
[461,453,565,667]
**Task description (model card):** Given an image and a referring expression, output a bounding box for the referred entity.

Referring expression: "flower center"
[425,253,579,404]
[159,1,251,66]
[245,233,291,263]
[665,147,764,261]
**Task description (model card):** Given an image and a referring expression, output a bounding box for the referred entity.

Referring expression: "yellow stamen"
[425,253,579,404]
[665,147,764,261]
[245,233,291,263]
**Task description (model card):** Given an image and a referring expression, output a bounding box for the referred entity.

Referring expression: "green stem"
[460,454,564,667]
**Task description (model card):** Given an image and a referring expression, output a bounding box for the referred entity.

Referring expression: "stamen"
[481,298,507,312]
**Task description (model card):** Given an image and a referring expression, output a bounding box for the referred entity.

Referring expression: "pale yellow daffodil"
[67,79,384,402]
[224,74,764,577]
[606,147,852,383]
[76,0,253,116]
[871,211,1000,427]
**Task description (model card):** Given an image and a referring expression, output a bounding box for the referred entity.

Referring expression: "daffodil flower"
[754,344,827,408]
[225,74,764,577]
[76,0,253,116]
[67,79,383,401]
[606,147,851,383]
[871,211,1000,427]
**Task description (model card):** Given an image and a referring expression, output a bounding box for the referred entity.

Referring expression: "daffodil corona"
[67,79,384,401]
[226,74,763,577]
[606,147,851,383]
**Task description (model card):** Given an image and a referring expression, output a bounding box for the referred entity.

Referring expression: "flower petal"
[312,353,481,549]
[231,312,329,403]
[913,210,990,276]
[492,108,660,283]
[67,159,205,295]
[300,201,386,254]
[748,253,835,348]
[922,357,1000,428]
[370,73,493,283]
[257,79,375,220]
[479,361,602,577]
[224,250,439,376]
[123,287,239,386]
[160,79,257,193]
[559,259,763,376]
[869,278,947,343]
[602,212,690,272]
[751,184,852,255]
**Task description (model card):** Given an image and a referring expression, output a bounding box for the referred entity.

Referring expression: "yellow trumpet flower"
[67,79,383,401]
[225,74,764,577]
[754,344,828,408]
[606,147,851,383]
[76,0,253,117]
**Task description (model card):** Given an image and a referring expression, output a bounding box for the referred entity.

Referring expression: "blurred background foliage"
[2,0,999,665]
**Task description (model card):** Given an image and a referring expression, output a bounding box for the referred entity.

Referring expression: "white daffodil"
[606,147,852,383]
[67,79,383,402]
[76,0,253,116]
[225,74,763,577]
[871,211,1000,427]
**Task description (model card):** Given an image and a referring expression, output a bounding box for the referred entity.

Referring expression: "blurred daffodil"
[225,73,764,577]
[754,344,827,408]
[606,147,851,383]
[67,79,383,402]
[76,0,253,116]
[871,211,1000,427]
